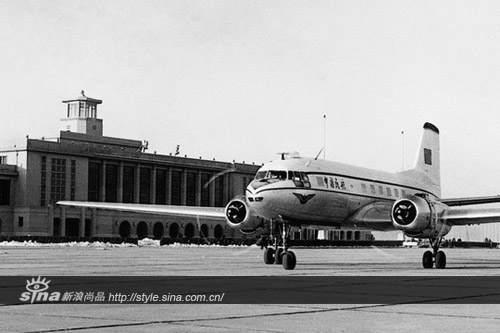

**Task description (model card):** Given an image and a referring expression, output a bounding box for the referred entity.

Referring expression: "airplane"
[59,122,500,270]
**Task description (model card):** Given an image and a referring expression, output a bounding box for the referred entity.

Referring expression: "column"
[60,206,66,237]
[181,169,187,205]
[48,205,54,236]
[100,161,106,202]
[118,162,124,203]
[223,174,230,205]
[196,171,201,206]
[134,164,140,204]
[166,167,171,205]
[79,207,86,238]
[210,172,216,207]
[92,208,97,237]
[151,165,157,204]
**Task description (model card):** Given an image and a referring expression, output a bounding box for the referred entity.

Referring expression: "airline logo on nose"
[293,193,315,204]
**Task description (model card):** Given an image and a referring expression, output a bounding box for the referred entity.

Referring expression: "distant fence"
[442,240,498,248]
[289,240,403,247]
[0,235,255,246]
[0,235,497,248]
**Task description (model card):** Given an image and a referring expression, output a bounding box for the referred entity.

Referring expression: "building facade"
[0,92,258,242]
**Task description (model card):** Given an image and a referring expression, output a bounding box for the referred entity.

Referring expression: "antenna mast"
[323,115,326,160]
[401,130,405,171]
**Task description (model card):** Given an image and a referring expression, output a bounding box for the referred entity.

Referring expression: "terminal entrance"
[65,218,80,237]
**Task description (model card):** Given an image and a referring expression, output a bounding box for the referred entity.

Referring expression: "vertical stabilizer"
[412,122,441,196]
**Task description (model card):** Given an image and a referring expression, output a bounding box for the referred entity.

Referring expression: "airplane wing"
[437,195,500,226]
[440,195,500,206]
[57,201,226,218]
[345,197,500,230]
[442,205,500,226]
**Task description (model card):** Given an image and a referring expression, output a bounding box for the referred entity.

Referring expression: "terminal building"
[0,92,374,243]
[0,92,259,242]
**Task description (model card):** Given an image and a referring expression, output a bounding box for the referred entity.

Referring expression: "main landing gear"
[263,218,297,270]
[422,237,446,269]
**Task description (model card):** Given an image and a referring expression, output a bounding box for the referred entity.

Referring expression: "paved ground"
[1,245,500,332]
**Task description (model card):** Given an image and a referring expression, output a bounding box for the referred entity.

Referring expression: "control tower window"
[68,103,78,118]
[79,101,85,117]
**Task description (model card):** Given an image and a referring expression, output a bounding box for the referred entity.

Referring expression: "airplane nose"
[249,180,267,191]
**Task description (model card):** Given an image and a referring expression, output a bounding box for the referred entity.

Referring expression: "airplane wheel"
[282,251,296,270]
[435,251,446,269]
[274,248,283,265]
[422,251,434,269]
[288,251,296,263]
[264,248,275,265]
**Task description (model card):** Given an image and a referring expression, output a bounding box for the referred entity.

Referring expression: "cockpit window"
[268,170,287,180]
[255,171,268,180]
[254,170,287,181]
[288,171,311,188]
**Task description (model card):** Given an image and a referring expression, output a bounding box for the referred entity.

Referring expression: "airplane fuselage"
[245,157,439,231]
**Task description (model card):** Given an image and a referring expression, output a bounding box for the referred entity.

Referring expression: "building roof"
[8,135,259,173]
[59,131,142,151]
[62,91,102,104]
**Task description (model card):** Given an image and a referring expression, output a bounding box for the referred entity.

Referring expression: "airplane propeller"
[393,200,417,225]
[203,164,237,189]
[226,201,247,224]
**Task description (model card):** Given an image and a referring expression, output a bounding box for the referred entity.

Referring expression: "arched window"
[137,222,148,240]
[169,223,179,238]
[214,224,224,239]
[119,221,131,238]
[153,222,164,240]
[185,223,195,239]
[199,224,209,238]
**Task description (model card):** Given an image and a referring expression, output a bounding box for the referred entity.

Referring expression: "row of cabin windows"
[361,183,407,198]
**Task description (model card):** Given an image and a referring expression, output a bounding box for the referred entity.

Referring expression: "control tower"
[60,91,103,136]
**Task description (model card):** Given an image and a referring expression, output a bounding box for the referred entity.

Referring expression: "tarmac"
[2,245,500,332]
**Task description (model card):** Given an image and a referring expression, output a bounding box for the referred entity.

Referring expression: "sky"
[2,0,500,198]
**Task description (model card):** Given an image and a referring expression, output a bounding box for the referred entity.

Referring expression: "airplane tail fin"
[401,122,441,197]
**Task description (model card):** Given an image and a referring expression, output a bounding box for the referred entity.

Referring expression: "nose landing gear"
[262,218,297,270]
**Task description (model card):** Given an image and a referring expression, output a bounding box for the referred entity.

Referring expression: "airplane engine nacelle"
[391,194,451,238]
[225,196,268,235]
